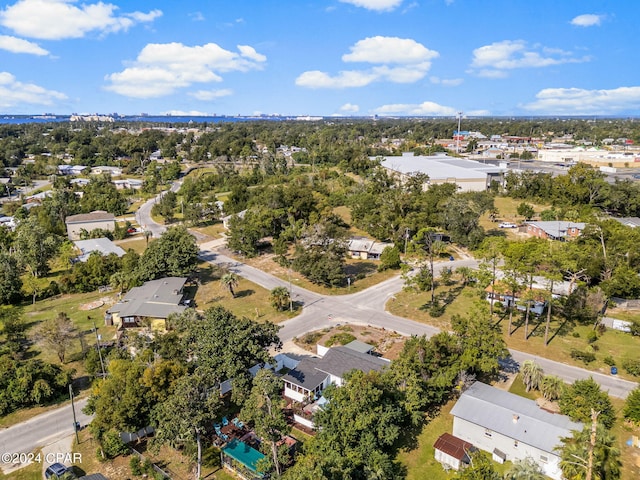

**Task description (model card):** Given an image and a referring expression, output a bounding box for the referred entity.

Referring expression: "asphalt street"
[199,245,637,399]
[0,398,92,470]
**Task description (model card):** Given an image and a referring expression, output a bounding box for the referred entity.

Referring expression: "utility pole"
[456,111,463,153]
[91,316,106,379]
[404,227,409,255]
[69,384,79,444]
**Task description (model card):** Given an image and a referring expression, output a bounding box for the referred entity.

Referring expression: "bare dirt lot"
[293,324,406,360]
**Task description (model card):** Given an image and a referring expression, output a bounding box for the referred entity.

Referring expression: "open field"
[193,261,297,324]
[387,282,640,383]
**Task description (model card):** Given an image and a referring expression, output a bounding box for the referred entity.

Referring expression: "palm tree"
[270,286,290,311]
[540,375,564,401]
[504,457,546,479]
[520,360,543,392]
[220,272,239,298]
[456,266,473,286]
[559,424,621,480]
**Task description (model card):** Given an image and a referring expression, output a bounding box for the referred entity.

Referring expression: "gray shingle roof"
[315,346,388,379]
[108,277,187,319]
[451,382,582,455]
[343,340,374,354]
[282,357,328,390]
[526,221,586,238]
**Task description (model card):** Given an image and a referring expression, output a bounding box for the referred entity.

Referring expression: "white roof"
[377,152,504,180]
[451,382,582,455]
[74,237,126,261]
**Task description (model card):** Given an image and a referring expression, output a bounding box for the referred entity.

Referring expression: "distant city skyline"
[0,0,638,117]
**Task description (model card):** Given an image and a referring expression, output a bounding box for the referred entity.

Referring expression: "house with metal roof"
[106,277,188,332]
[376,152,506,192]
[347,236,393,260]
[74,237,126,262]
[525,221,586,241]
[450,382,582,480]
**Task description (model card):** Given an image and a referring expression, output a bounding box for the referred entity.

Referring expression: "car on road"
[45,463,68,479]
[499,222,518,228]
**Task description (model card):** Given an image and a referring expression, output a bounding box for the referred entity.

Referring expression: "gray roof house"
[107,277,188,332]
[74,237,126,262]
[451,382,582,480]
[282,344,389,429]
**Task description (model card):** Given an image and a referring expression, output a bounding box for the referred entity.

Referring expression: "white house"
[450,382,582,480]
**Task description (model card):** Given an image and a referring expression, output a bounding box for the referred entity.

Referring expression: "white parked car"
[499,222,518,228]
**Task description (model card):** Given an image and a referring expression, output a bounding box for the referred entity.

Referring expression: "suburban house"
[485,283,547,316]
[525,221,586,241]
[65,210,116,241]
[612,216,640,228]
[450,382,583,480]
[347,237,393,260]
[222,209,247,229]
[91,165,123,176]
[282,342,389,429]
[73,237,126,262]
[433,432,475,471]
[106,277,189,332]
[376,152,506,192]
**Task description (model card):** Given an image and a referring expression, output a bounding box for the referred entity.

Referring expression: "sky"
[0,0,638,117]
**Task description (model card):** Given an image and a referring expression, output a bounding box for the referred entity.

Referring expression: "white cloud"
[0,71,67,108]
[339,103,360,113]
[0,0,161,40]
[430,76,463,86]
[523,86,640,115]
[339,0,403,12]
[570,14,604,27]
[373,101,457,116]
[0,35,48,55]
[105,42,266,98]
[295,70,377,88]
[189,12,205,22]
[296,36,438,89]
[469,40,589,77]
[343,36,438,64]
[189,89,233,101]
[466,109,491,116]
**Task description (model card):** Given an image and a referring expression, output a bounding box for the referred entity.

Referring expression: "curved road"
[198,244,637,399]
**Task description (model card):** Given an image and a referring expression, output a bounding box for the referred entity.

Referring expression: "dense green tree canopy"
[136,226,198,281]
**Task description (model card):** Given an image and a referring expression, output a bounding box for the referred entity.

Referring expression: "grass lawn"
[114,237,152,254]
[480,196,551,237]
[194,261,297,323]
[190,221,226,239]
[387,281,640,382]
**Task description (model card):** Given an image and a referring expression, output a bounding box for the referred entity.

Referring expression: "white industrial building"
[376,152,505,192]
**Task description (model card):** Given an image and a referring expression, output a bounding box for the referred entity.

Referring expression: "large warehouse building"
[376,152,505,192]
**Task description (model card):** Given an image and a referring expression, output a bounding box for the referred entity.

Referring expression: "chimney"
[512,414,519,424]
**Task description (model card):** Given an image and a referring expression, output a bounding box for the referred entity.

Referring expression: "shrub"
[101,430,128,459]
[570,349,596,364]
[130,456,142,476]
[325,332,356,347]
[587,330,598,343]
[622,358,640,377]
[428,300,445,317]
[603,355,616,366]
[572,331,580,338]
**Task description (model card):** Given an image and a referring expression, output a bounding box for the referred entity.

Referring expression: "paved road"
[199,244,637,399]
[0,398,92,472]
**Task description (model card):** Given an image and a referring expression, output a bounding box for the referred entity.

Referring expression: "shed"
[434,432,475,471]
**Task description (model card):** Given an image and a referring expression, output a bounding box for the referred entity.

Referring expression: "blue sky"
[0,0,638,117]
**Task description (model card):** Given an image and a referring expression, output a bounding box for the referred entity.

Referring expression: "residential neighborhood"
[0,117,640,480]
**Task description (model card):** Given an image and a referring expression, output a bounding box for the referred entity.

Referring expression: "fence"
[129,444,188,480]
